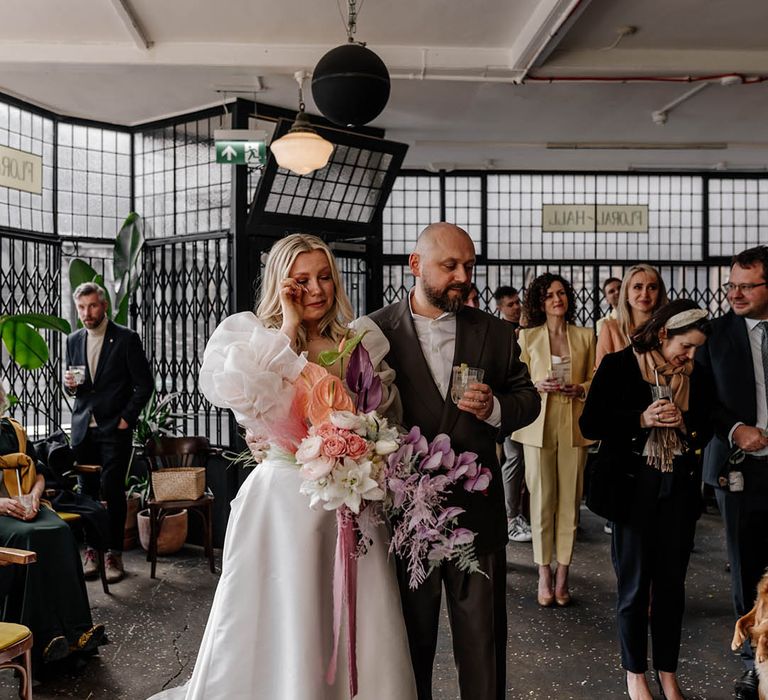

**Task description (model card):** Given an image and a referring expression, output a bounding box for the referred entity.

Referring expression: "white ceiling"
[2,0,768,171]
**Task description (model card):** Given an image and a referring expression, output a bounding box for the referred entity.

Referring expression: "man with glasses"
[696,245,768,700]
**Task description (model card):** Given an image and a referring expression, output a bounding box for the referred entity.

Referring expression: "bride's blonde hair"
[256,234,353,352]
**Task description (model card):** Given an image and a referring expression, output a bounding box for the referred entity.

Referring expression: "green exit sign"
[213,129,268,166]
[215,141,265,165]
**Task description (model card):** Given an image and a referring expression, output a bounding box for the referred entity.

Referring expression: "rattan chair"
[144,437,219,579]
[0,546,36,700]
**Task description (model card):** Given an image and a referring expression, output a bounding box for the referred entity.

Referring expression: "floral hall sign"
[541,204,648,233]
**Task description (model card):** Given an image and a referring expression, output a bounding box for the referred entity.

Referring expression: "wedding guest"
[595,276,621,337]
[465,283,481,308]
[494,285,522,331]
[366,222,540,700]
[64,282,153,583]
[512,273,595,607]
[580,299,712,700]
[0,386,105,665]
[596,264,669,368]
[696,245,768,700]
[493,285,530,542]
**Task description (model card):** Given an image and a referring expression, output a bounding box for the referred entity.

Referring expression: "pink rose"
[316,424,337,439]
[346,434,369,459]
[322,434,348,458]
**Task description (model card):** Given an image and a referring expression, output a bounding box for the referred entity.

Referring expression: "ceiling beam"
[107,0,153,50]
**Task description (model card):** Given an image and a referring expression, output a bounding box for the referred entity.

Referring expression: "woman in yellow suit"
[513,273,595,607]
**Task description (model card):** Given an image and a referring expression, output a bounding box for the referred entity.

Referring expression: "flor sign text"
[0,145,42,195]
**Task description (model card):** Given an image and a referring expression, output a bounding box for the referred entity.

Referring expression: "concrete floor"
[0,505,745,699]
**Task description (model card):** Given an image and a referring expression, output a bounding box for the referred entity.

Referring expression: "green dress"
[0,418,94,655]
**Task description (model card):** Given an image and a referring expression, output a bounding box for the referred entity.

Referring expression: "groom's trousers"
[396,547,507,700]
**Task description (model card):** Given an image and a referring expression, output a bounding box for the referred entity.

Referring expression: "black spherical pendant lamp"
[311,43,391,127]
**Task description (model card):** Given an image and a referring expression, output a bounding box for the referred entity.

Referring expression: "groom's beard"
[421,279,471,313]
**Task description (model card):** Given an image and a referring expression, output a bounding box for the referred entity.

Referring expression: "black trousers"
[397,548,507,700]
[611,493,696,673]
[74,427,133,551]
[715,458,768,668]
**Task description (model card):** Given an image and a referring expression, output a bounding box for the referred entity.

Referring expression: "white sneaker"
[508,515,532,542]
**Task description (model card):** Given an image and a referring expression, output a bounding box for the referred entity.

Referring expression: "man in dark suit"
[64,282,153,583]
[696,245,768,700]
[368,223,540,700]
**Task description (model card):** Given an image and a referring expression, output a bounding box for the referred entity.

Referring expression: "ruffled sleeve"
[350,315,403,425]
[199,312,307,435]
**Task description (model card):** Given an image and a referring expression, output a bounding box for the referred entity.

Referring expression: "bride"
[149,234,416,699]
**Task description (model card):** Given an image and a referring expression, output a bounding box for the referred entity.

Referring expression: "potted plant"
[128,390,190,555]
[124,473,149,550]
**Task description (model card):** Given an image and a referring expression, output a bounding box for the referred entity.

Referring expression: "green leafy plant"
[0,314,71,370]
[134,391,181,448]
[126,473,151,509]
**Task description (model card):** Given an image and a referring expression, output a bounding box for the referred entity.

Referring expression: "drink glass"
[651,385,674,423]
[15,494,34,518]
[67,365,86,386]
[450,366,485,404]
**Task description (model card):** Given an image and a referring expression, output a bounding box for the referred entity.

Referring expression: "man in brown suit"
[367,223,540,700]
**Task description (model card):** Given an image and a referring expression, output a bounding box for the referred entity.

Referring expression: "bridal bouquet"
[295,409,399,555]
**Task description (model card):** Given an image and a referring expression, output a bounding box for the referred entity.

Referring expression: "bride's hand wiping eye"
[279,277,306,339]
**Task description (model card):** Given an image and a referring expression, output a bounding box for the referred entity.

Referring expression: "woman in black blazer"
[580,299,712,700]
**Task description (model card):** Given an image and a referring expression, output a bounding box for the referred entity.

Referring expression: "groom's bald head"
[414,223,473,258]
[410,223,476,316]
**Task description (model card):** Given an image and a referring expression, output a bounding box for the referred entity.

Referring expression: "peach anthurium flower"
[293,362,329,418]
[308,375,354,426]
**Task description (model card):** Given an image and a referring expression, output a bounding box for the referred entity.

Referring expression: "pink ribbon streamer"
[326,508,359,697]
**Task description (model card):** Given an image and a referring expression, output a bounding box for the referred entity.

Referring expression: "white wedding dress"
[149,314,416,700]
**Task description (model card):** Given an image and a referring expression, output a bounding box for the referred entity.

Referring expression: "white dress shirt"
[408,291,501,428]
[728,316,768,456]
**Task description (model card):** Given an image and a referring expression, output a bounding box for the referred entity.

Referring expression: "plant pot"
[137,508,188,555]
[123,493,141,550]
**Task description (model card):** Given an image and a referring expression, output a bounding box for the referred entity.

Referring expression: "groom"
[368,223,540,700]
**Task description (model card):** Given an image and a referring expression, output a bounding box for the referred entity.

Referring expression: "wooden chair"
[0,546,36,700]
[144,437,219,579]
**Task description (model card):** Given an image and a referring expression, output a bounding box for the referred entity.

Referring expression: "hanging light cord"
[336,0,366,45]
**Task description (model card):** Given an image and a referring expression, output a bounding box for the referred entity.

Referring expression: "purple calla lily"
[345,343,382,413]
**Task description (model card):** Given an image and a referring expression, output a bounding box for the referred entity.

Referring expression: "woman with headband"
[580,299,713,700]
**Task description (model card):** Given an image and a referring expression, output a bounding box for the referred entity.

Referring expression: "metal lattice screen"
[139,235,231,444]
[0,233,63,435]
